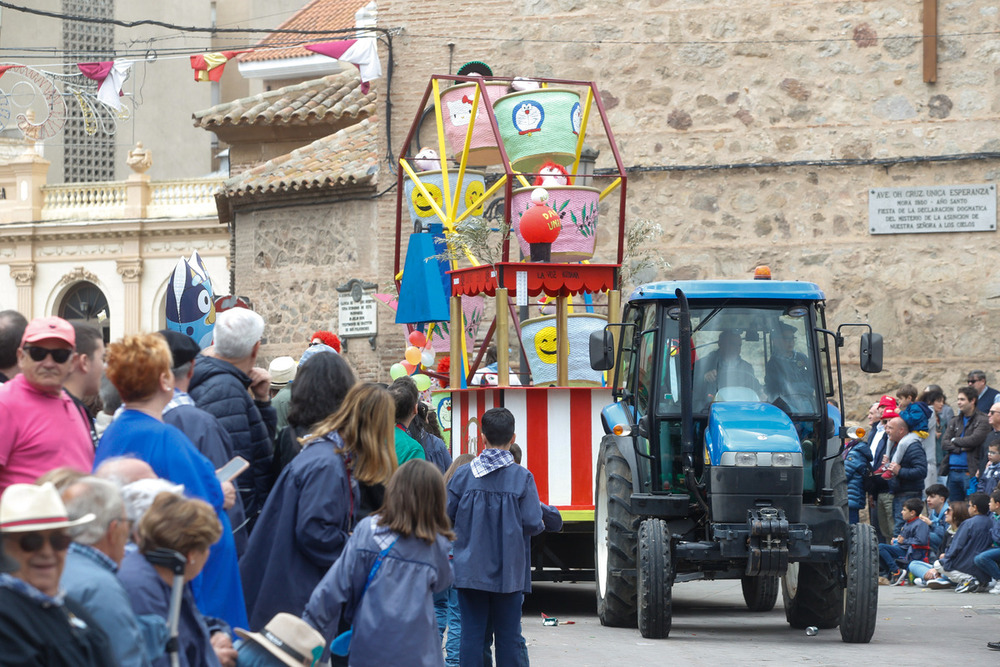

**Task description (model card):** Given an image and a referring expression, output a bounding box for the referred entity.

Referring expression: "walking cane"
[145,548,187,667]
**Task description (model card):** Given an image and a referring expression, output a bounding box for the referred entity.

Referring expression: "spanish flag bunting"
[190,51,247,82]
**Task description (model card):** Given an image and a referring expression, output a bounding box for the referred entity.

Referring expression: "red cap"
[21,317,75,348]
[878,395,897,410]
[882,409,900,420]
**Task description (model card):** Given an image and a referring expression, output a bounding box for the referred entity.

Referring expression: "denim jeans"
[458,589,523,667]
[434,586,460,666]
[908,559,933,580]
[947,470,969,502]
[974,547,1000,583]
[849,507,860,524]
[878,543,907,576]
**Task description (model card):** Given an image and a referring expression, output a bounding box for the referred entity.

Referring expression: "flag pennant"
[305,38,381,93]
[190,51,246,82]
[78,61,131,111]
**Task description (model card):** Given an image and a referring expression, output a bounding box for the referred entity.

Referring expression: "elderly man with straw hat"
[0,482,117,665]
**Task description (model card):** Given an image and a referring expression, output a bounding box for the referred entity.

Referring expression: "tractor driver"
[765,322,814,411]
[694,330,762,408]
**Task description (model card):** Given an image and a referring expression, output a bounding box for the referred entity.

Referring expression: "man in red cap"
[0,317,94,493]
[864,395,897,542]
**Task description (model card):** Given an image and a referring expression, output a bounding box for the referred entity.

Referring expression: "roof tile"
[192,70,375,129]
[240,0,369,64]
[219,117,379,198]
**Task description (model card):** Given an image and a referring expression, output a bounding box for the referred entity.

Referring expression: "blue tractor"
[589,276,883,642]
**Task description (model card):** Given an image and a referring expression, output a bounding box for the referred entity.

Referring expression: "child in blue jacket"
[304,459,454,666]
[447,408,545,667]
[877,497,931,580]
[843,435,873,524]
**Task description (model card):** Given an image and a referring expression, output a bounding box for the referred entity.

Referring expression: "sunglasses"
[17,531,71,553]
[23,346,73,363]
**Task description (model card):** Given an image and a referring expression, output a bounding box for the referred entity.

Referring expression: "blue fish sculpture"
[165,251,216,348]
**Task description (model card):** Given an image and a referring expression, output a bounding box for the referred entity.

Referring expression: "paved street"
[521,580,1000,665]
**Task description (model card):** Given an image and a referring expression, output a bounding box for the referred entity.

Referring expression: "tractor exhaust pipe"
[675,288,709,517]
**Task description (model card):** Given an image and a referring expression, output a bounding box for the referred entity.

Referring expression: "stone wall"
[372,0,1000,419]
[232,190,397,381]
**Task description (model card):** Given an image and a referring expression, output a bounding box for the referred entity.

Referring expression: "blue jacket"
[940,513,994,581]
[928,502,950,552]
[887,433,927,495]
[303,515,452,666]
[95,410,248,632]
[413,428,453,474]
[843,439,873,510]
[163,394,248,556]
[239,432,359,630]
[187,355,276,522]
[895,517,931,561]
[61,544,167,667]
[118,551,222,667]
[447,456,545,594]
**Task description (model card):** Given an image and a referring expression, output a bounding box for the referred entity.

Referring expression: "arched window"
[59,282,110,343]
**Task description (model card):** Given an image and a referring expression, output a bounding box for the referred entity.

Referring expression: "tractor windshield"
[656,304,823,418]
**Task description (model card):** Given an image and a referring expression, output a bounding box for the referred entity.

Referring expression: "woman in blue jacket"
[239,383,397,630]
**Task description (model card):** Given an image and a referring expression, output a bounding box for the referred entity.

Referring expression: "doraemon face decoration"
[165,251,216,349]
[571,102,582,135]
[513,100,544,135]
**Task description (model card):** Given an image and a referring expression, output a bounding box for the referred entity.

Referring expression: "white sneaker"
[990,581,1000,594]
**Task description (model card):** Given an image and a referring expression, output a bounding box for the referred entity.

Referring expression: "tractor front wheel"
[781,561,842,629]
[637,518,673,638]
[741,575,779,612]
[840,523,878,643]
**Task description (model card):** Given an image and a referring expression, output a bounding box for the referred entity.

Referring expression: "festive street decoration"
[305,39,382,93]
[165,251,217,349]
[190,51,247,82]
[77,61,131,111]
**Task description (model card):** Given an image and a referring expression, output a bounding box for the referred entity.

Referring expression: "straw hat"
[0,482,95,533]
[269,356,297,389]
[236,613,325,667]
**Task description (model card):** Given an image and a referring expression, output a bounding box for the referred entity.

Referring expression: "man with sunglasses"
[0,317,94,494]
[0,481,116,665]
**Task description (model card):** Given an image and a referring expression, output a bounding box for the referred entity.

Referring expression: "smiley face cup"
[521,313,608,386]
[403,169,487,231]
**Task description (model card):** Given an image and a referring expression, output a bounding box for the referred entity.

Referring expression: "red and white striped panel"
[450,387,612,510]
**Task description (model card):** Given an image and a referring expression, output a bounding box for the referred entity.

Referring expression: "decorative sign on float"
[336,278,378,351]
[868,184,997,234]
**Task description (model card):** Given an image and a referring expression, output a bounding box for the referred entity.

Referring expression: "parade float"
[391,65,628,581]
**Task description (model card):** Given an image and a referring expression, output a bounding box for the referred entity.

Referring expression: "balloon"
[421,349,436,368]
[408,330,427,348]
[389,363,407,381]
[402,361,416,374]
[413,374,432,392]
[405,345,422,366]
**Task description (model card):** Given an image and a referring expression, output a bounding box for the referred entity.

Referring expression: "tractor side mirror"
[590,328,614,371]
[860,332,883,373]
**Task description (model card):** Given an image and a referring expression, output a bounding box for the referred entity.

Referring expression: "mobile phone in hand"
[216,456,249,483]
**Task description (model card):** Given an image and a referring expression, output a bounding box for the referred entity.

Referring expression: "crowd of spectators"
[843,374,1000,612]
[0,310,550,666]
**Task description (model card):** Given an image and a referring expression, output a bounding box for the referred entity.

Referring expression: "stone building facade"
[369,0,1000,416]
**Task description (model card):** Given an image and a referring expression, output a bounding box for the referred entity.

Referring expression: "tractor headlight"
[734,452,758,467]
[771,452,794,467]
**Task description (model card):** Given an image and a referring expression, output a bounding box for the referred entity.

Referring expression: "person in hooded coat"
[239,383,397,631]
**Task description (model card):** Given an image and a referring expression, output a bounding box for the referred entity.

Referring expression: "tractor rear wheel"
[595,436,638,627]
[840,523,878,643]
[781,561,842,629]
[741,575,779,612]
[637,518,672,639]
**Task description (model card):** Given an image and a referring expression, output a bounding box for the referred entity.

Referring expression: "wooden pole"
[923,0,937,83]
[449,296,462,388]
[496,288,510,387]
[556,295,569,386]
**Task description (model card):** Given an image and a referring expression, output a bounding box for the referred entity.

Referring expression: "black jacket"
[188,355,276,523]
[942,410,991,475]
[0,585,116,666]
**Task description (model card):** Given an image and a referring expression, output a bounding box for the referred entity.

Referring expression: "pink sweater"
[0,374,94,492]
